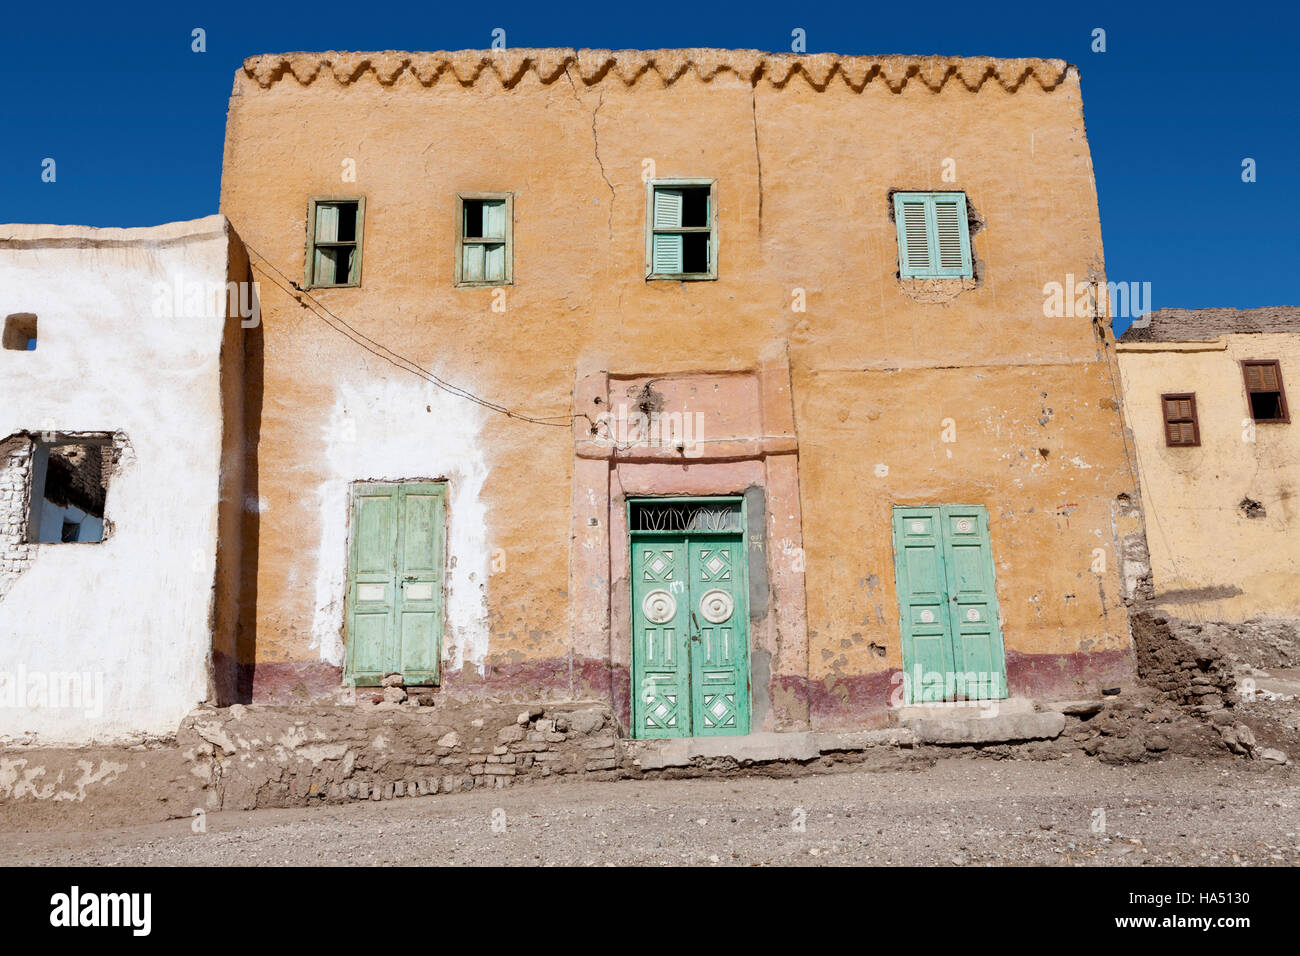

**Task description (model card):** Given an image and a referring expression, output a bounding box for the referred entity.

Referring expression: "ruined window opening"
[27,440,111,543]
[1242,360,1289,424]
[1160,393,1200,447]
[893,192,973,279]
[3,313,37,351]
[630,499,741,532]
[306,197,365,289]
[646,179,717,281]
[455,192,513,286]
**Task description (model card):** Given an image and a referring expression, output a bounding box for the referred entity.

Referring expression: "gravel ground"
[3,752,1298,866]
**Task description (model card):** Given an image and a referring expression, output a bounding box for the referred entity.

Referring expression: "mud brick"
[483,764,516,775]
[395,781,406,797]
[511,741,549,753]
[586,758,618,771]
[582,735,617,749]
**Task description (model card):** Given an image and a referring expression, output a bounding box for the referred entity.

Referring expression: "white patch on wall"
[312,378,491,675]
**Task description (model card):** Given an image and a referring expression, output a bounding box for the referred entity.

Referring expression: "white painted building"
[0,216,248,743]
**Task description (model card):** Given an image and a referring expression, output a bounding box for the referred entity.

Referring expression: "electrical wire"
[244,243,580,428]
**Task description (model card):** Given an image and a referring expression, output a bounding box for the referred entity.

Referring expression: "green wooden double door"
[345,482,446,686]
[892,505,1007,703]
[631,513,750,738]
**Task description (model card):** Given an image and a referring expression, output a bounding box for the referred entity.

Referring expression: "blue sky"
[2,0,1296,330]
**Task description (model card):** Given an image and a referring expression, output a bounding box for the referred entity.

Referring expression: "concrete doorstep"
[629,699,1075,768]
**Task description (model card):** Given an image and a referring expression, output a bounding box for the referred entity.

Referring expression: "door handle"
[690,611,702,642]
[403,575,419,583]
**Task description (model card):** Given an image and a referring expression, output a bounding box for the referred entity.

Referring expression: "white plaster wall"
[312,376,491,675]
[0,216,233,743]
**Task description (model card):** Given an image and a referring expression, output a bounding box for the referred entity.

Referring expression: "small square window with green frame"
[455,192,513,286]
[645,179,717,280]
[306,196,365,289]
[893,191,973,279]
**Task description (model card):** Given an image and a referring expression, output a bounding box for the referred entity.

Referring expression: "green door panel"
[688,537,749,736]
[346,482,446,686]
[630,499,750,739]
[940,506,1006,700]
[631,542,691,737]
[347,487,399,684]
[892,505,1007,704]
[892,507,957,702]
[398,487,444,684]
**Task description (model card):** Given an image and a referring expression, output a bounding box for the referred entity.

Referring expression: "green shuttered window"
[306,196,365,288]
[646,179,717,280]
[893,192,973,279]
[455,192,514,286]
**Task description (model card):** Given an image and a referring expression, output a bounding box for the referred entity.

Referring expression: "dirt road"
[3,753,1297,866]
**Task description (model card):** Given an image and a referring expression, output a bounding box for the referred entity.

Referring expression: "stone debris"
[174,702,621,811]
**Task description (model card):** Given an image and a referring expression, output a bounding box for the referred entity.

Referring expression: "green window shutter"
[652,188,684,274]
[313,204,340,285]
[653,188,683,228]
[895,196,932,278]
[462,243,485,282]
[481,200,506,239]
[932,194,971,276]
[483,243,506,282]
[894,192,972,279]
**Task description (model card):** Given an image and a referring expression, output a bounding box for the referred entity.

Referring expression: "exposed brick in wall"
[0,436,35,598]
[1130,610,1239,711]
[179,700,622,811]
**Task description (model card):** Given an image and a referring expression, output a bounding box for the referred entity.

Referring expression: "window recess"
[455,193,513,286]
[1242,360,1289,424]
[1161,393,1200,447]
[646,180,717,280]
[307,197,365,289]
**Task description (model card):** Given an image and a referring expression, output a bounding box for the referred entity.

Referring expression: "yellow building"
[1118,308,1300,636]
[217,49,1144,734]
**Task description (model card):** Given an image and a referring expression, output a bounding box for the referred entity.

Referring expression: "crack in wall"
[563,64,615,240]
[591,92,615,239]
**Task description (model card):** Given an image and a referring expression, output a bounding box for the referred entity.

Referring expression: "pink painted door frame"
[568,354,811,733]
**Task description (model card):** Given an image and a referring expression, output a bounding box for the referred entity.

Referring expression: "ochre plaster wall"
[219,51,1139,725]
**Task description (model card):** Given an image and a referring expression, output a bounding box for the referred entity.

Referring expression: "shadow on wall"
[216,286,263,705]
[237,302,264,703]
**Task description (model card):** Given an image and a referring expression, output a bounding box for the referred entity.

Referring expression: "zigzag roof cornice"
[240,49,1073,93]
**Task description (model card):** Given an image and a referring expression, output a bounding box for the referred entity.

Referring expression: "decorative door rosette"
[699,588,735,624]
[642,589,678,624]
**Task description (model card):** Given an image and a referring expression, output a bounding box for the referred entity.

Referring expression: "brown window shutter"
[1160,392,1200,447]
[1242,359,1290,424]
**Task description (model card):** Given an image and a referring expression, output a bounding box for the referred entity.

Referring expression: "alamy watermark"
[889,667,1003,716]
[151,277,261,328]
[0,666,104,719]
[1042,273,1152,326]
[592,404,706,457]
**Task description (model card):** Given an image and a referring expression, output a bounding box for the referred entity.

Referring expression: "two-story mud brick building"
[217,48,1147,736]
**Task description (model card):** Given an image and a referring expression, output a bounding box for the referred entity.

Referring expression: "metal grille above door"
[630,500,742,532]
